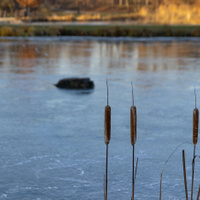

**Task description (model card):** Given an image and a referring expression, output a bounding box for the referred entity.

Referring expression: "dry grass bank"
[23,3,200,25]
[1,3,200,25]
[140,3,200,24]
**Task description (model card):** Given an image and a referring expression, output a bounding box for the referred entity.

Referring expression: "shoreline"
[0,22,200,37]
[1,36,200,44]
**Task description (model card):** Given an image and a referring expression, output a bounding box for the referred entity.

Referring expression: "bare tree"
[119,0,123,6]
[0,0,17,17]
[125,0,129,8]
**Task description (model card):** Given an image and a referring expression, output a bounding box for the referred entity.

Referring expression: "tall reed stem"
[182,150,188,200]
[105,144,108,200]
[191,145,196,200]
[131,144,135,200]
[196,185,200,200]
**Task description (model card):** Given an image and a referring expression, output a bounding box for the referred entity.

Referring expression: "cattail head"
[193,108,199,145]
[130,105,137,145]
[104,105,111,145]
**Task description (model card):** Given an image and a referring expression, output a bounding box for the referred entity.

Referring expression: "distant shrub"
[27,27,35,36]
[94,29,109,37]
[191,29,200,37]
[128,29,140,37]
[59,28,73,36]
[33,27,49,36]
[15,28,25,36]
[174,30,190,37]
[109,27,121,37]
[0,27,15,36]
[164,29,172,36]
[14,27,31,36]
[73,29,87,36]
[37,3,52,17]
[120,29,129,37]
[141,28,153,37]
[48,26,61,36]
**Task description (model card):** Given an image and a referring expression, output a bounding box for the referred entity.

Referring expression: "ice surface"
[0,37,200,199]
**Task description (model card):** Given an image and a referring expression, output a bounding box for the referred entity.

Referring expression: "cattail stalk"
[130,82,137,200]
[131,145,135,200]
[104,80,111,200]
[196,185,200,200]
[105,144,108,200]
[191,88,199,200]
[191,147,196,200]
[182,150,188,200]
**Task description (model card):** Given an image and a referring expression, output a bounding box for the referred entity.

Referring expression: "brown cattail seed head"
[193,108,199,145]
[104,105,111,145]
[130,106,137,145]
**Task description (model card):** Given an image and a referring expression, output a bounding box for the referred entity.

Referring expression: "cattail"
[130,82,137,200]
[104,105,111,145]
[130,106,137,145]
[191,88,199,200]
[193,108,199,145]
[104,79,110,200]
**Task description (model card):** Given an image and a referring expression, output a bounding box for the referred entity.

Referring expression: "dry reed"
[191,156,195,200]
[182,150,188,200]
[197,185,200,200]
[159,143,190,200]
[135,157,139,180]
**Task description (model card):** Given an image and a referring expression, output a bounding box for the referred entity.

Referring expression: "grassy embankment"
[0,24,200,37]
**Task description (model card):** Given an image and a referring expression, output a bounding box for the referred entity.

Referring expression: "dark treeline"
[0,0,199,17]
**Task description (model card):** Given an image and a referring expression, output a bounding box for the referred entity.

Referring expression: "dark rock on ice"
[55,77,94,90]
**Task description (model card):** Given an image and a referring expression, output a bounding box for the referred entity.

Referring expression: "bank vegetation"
[1,24,200,37]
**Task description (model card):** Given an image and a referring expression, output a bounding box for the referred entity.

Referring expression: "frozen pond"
[0,37,200,199]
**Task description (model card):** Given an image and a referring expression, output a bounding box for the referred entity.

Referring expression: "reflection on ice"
[1,37,200,76]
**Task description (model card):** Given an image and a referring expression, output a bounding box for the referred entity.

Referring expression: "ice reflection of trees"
[67,41,200,72]
[5,42,61,74]
[135,42,200,71]
[1,40,200,75]
[82,41,198,72]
